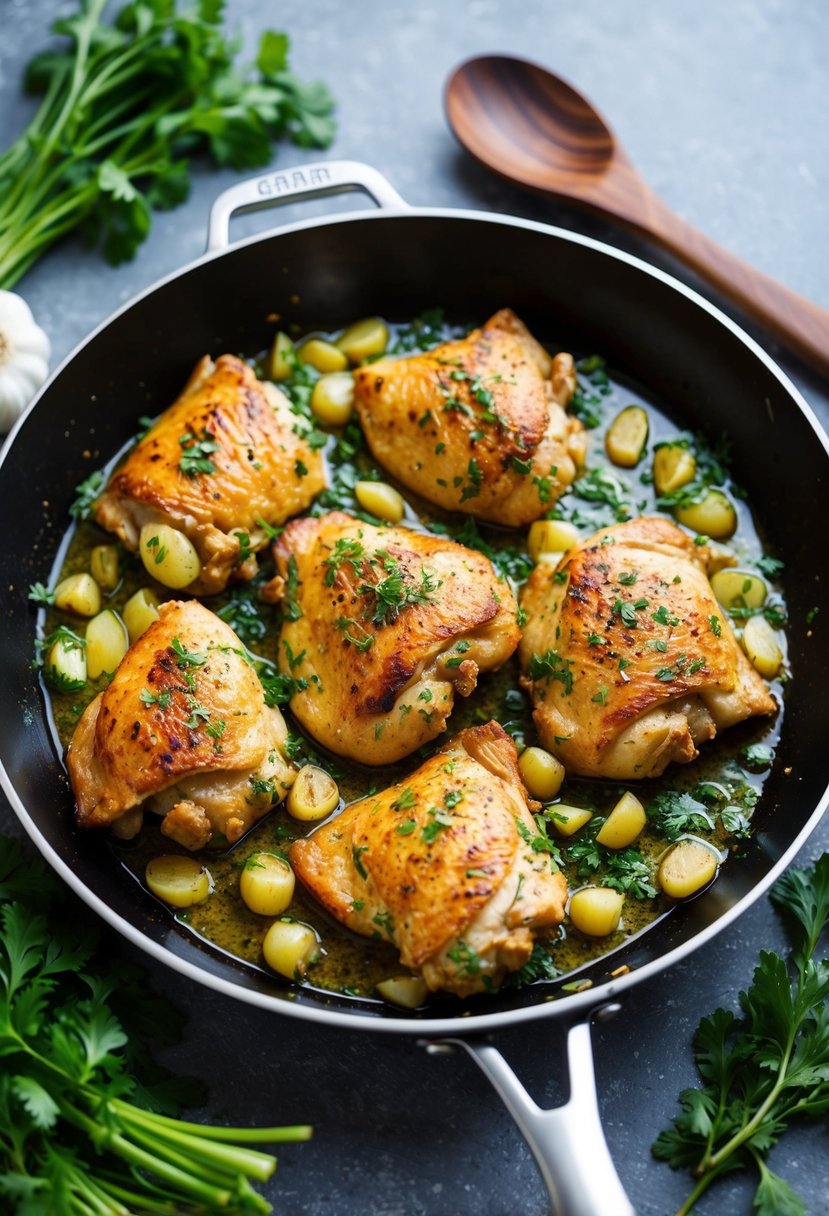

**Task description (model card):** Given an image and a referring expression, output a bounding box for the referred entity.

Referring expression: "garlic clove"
[7,349,49,381]
[0,289,51,433]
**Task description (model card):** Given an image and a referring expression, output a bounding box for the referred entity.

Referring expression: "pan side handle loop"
[206,160,408,251]
[426,1006,636,1216]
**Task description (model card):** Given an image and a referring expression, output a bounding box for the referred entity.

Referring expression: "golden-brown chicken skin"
[67,600,295,849]
[518,518,777,780]
[290,722,567,997]
[273,511,521,764]
[95,354,325,595]
[353,309,586,526]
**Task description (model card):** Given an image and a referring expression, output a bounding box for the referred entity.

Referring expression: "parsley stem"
[673,1162,731,1216]
[115,1102,280,1181]
[93,1177,177,1214]
[0,0,336,289]
[121,1119,244,1189]
[111,1099,313,1144]
[702,1036,794,1173]
[54,1153,130,1215]
[58,1096,237,1207]
[0,0,107,226]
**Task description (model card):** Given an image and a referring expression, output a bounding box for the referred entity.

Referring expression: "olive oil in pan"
[40,313,786,1003]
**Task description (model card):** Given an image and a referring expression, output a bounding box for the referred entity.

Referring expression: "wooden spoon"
[445,54,829,378]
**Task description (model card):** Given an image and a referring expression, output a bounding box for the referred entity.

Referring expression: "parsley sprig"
[653,853,829,1215]
[0,835,311,1214]
[0,0,336,289]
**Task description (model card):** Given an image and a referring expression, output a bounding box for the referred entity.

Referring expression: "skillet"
[1,161,827,1215]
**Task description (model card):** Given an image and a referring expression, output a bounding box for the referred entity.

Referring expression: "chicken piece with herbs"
[95,354,325,595]
[67,600,295,849]
[291,721,567,997]
[353,309,586,526]
[519,518,777,779]
[273,511,521,764]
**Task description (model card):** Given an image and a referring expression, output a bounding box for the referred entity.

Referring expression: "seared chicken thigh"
[67,600,295,848]
[96,354,325,595]
[290,722,567,997]
[519,518,776,779]
[273,511,521,764]
[353,309,586,526]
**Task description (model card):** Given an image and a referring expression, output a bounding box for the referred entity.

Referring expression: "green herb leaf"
[0,833,311,1211]
[653,853,829,1214]
[527,649,575,695]
[0,3,337,289]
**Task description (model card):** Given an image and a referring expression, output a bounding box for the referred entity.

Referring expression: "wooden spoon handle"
[631,184,829,378]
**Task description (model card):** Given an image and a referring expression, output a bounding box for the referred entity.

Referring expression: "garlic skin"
[0,291,51,433]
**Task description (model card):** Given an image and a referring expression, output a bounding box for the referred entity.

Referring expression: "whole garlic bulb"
[0,290,51,433]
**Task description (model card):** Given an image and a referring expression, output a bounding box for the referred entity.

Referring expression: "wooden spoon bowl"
[445,54,829,378]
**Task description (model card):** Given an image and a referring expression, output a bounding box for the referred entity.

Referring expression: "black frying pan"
[1,162,827,1215]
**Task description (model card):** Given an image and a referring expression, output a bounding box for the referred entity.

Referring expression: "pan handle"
[425,1004,636,1216]
[206,159,408,252]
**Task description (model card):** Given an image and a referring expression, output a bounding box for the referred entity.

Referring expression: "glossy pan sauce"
[39,311,785,1006]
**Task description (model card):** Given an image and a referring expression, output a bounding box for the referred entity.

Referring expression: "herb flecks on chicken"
[96,355,325,595]
[290,721,567,997]
[272,511,521,764]
[519,517,776,779]
[353,309,586,525]
[67,600,295,848]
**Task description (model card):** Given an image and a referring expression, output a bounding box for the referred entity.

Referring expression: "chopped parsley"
[257,663,308,707]
[651,605,680,627]
[755,554,784,580]
[603,850,657,900]
[358,553,440,626]
[445,640,471,668]
[27,582,55,606]
[282,554,303,621]
[184,697,211,729]
[372,911,395,940]
[527,649,574,695]
[646,790,715,841]
[741,742,774,772]
[216,583,271,644]
[178,428,219,477]
[612,597,648,628]
[390,787,416,811]
[446,940,481,977]
[320,539,362,586]
[459,458,483,502]
[171,637,207,669]
[336,617,374,651]
[144,534,167,565]
[139,687,172,709]
[516,815,561,862]
[421,807,454,843]
[69,468,106,520]
[234,530,253,563]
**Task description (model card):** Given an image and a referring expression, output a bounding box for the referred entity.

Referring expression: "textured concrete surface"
[0,1,828,1214]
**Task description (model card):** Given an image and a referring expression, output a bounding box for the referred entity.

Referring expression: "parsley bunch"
[0,835,311,1214]
[0,0,335,288]
[653,853,829,1215]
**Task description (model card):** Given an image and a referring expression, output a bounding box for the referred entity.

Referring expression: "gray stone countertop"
[0,1,827,1214]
